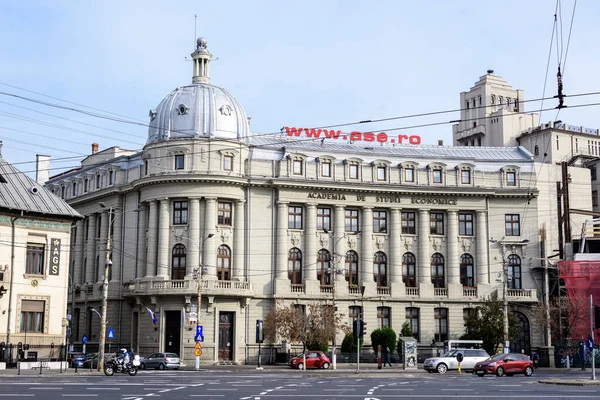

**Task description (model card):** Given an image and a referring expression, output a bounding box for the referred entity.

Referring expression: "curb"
[538,379,600,386]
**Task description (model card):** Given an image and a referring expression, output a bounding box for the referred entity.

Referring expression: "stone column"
[276,202,289,281]
[418,209,433,297]
[305,203,317,283]
[187,198,200,278]
[146,200,158,277]
[333,205,346,286]
[74,220,85,285]
[111,208,123,282]
[476,210,489,285]
[233,200,245,281]
[157,199,170,279]
[136,203,147,279]
[360,207,373,283]
[85,214,96,283]
[203,197,218,278]
[447,210,462,299]
[98,211,109,283]
[390,208,402,284]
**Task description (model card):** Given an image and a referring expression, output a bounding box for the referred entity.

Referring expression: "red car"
[473,353,534,377]
[288,351,331,369]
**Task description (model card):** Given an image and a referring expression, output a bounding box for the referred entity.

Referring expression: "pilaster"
[146,200,158,277]
[157,198,170,279]
[233,199,245,280]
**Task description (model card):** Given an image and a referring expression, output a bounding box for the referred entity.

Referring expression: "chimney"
[438,140,444,146]
[36,154,51,184]
[92,143,99,154]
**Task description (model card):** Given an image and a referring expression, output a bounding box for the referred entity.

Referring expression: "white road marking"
[30,388,63,390]
[86,388,120,390]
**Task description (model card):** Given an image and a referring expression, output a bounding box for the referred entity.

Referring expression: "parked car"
[140,353,180,370]
[288,351,331,369]
[473,352,534,377]
[82,353,99,369]
[68,352,87,368]
[423,348,490,374]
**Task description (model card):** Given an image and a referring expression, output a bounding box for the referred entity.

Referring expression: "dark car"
[288,351,331,370]
[68,352,87,368]
[473,353,534,377]
[140,353,180,370]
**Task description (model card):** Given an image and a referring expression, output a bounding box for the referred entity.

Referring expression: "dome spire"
[191,37,212,84]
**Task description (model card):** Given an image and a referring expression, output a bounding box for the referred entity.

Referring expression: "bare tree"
[531,291,589,344]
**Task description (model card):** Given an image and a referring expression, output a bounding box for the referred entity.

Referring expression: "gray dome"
[147,38,250,144]
[147,83,250,144]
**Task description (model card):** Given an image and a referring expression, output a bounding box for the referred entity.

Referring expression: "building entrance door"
[218,312,234,361]
[164,310,181,355]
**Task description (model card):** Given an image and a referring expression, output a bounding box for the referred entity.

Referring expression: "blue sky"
[0,0,597,177]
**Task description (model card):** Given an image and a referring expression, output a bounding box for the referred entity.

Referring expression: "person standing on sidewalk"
[384,346,392,367]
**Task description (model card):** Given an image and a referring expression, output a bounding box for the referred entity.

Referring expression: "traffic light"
[352,319,360,338]
[0,285,7,298]
[595,306,600,329]
[256,320,264,343]
[360,320,367,338]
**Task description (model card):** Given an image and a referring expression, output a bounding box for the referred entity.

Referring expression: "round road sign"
[194,349,202,357]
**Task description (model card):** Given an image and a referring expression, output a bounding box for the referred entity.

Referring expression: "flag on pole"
[146,307,157,326]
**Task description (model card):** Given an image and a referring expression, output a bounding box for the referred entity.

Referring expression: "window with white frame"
[292,159,303,175]
[223,155,233,171]
[321,161,331,177]
[404,167,415,182]
[20,300,45,333]
[349,163,359,179]
[376,166,386,181]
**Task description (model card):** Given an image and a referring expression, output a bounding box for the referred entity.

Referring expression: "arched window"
[288,248,302,285]
[402,252,416,288]
[217,245,231,281]
[171,244,186,280]
[317,249,331,286]
[431,253,445,288]
[460,253,474,287]
[345,251,359,287]
[507,254,522,289]
[373,252,387,287]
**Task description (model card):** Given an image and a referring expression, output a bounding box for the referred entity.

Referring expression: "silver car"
[423,348,489,374]
[140,352,180,370]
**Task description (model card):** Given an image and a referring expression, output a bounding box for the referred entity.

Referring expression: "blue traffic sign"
[82,335,88,344]
[195,325,204,342]
[588,336,594,350]
[107,328,115,339]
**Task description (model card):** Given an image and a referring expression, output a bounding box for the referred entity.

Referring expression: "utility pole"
[501,250,509,353]
[98,206,113,372]
[195,233,213,371]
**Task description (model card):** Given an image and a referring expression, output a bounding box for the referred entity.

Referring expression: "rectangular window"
[96,175,103,189]
[406,307,419,342]
[461,169,471,184]
[404,167,414,182]
[432,169,442,184]
[61,186,66,199]
[175,154,184,170]
[288,206,303,229]
[349,306,361,325]
[108,170,114,185]
[591,165,597,181]
[430,212,444,235]
[505,214,520,236]
[71,182,77,197]
[20,300,45,333]
[345,209,359,232]
[317,208,331,231]
[321,161,331,177]
[376,166,386,181]
[293,160,303,175]
[401,212,416,234]
[84,178,89,193]
[373,211,387,233]
[144,161,149,176]
[377,307,390,329]
[223,155,233,171]
[218,202,232,225]
[349,163,359,179]
[458,213,474,236]
[26,244,45,275]
[506,171,516,186]
[434,308,448,342]
[173,201,188,225]
[593,190,598,207]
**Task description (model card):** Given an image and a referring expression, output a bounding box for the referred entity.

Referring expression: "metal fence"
[0,343,67,367]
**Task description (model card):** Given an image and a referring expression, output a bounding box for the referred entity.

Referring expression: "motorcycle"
[104,354,140,376]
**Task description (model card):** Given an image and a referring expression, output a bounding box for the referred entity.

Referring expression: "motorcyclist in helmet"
[117,348,130,367]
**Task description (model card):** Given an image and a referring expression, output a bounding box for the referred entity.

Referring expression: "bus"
[443,340,483,354]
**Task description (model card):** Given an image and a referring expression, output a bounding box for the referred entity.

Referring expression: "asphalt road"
[0,369,598,399]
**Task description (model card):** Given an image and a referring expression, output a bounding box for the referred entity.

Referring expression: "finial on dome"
[191,36,212,84]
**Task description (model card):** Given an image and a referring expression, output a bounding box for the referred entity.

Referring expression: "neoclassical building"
[47,39,543,363]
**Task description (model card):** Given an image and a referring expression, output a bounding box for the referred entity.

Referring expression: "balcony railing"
[348,286,361,295]
[507,289,533,298]
[377,286,391,296]
[123,278,252,296]
[463,287,477,297]
[290,284,305,293]
[434,288,448,297]
[320,285,334,294]
[405,287,419,296]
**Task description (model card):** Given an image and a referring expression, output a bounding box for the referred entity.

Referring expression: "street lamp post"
[98,204,114,372]
[193,233,214,371]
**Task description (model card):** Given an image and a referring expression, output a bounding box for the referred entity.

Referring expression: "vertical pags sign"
[49,238,61,276]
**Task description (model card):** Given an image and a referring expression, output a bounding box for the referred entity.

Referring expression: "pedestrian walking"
[384,346,392,367]
[532,351,540,369]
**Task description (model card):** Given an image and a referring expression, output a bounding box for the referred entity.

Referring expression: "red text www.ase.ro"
[284,127,421,145]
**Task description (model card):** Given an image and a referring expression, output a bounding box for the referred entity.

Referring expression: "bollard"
[39,361,43,375]
[75,361,78,373]
[17,362,20,376]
